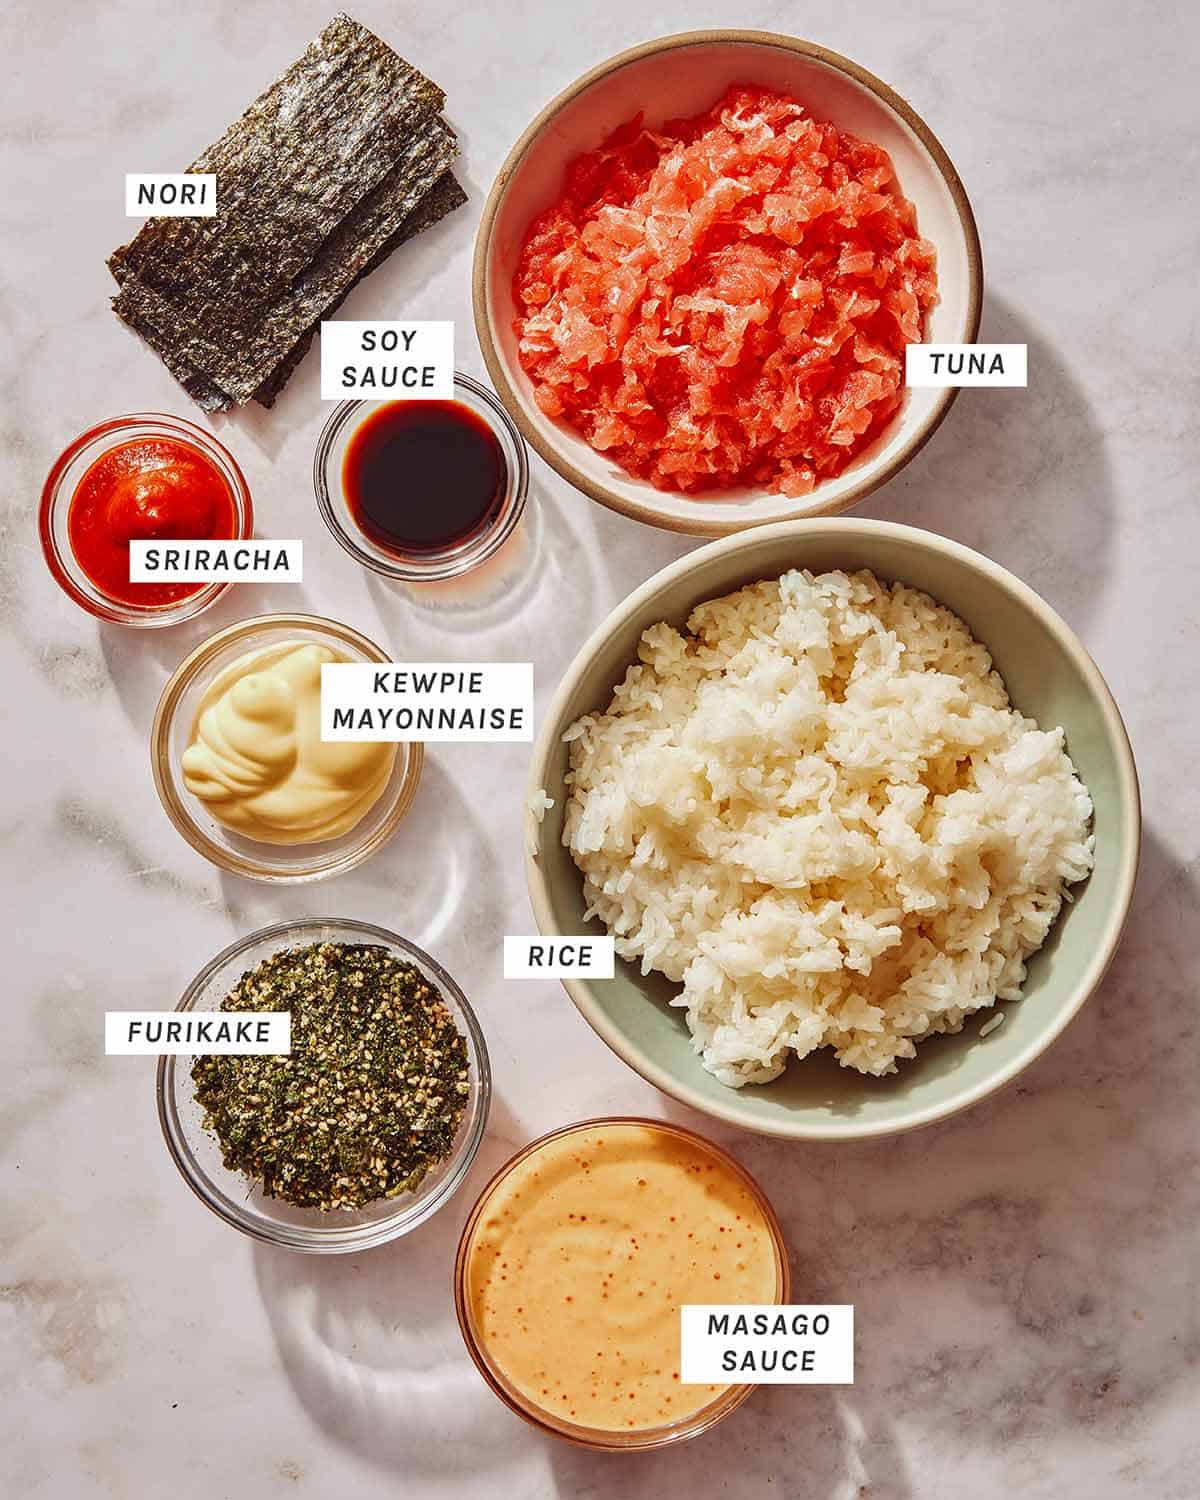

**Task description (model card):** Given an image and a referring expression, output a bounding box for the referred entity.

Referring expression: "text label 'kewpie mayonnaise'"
[182,640,395,845]
[460,1121,785,1438]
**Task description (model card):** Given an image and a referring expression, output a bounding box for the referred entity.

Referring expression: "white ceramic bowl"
[475,30,983,537]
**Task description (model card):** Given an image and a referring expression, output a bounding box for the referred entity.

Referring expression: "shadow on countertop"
[869,290,1116,636]
[546,827,1195,1498]
[97,576,319,736]
[251,1086,535,1482]
[244,283,1186,1500]
[250,825,1196,1497]
[212,754,502,947]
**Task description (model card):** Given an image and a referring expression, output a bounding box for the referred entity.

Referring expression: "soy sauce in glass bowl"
[345,400,506,552]
[314,372,529,583]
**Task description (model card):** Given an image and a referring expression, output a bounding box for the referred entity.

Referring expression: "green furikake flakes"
[192,942,470,1211]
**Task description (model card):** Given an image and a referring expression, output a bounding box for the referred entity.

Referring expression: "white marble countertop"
[3,1,1197,1496]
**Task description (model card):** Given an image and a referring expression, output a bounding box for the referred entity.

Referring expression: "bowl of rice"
[475,31,982,536]
[525,519,1139,1138]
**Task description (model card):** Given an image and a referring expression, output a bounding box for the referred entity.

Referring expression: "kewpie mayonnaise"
[182,640,395,845]
[464,1121,782,1433]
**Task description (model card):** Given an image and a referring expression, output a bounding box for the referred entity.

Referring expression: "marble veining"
[2,1,1197,1496]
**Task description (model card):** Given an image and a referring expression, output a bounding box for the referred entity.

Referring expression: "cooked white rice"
[560,569,1094,1086]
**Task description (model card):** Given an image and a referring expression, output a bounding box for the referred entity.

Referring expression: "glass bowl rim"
[157,916,493,1253]
[150,611,423,883]
[313,371,530,582]
[39,410,254,627]
[453,1114,791,1450]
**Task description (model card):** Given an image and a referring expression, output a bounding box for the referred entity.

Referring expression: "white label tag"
[129,539,303,583]
[105,1012,291,1055]
[680,1305,854,1385]
[503,936,615,979]
[320,320,454,400]
[905,343,1027,387]
[320,662,533,742]
[125,173,217,216]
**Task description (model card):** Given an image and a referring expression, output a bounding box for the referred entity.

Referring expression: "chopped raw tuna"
[513,86,938,498]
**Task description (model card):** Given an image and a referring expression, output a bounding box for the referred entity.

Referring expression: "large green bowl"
[525,519,1140,1139]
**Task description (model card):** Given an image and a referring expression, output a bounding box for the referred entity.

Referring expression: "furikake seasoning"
[191,942,470,1211]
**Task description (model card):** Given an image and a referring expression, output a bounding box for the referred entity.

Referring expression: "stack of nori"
[108,13,466,411]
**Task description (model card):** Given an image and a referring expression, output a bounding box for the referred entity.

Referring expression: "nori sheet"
[118,170,467,412]
[110,14,442,303]
[114,115,458,401]
[254,169,467,408]
[131,343,234,414]
[108,13,450,401]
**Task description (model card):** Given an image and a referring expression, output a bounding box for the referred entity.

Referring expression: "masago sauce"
[461,1121,783,1435]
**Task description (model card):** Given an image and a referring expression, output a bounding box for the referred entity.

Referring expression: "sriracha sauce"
[67,437,237,607]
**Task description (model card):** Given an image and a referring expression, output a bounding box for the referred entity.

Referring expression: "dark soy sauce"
[342,401,507,555]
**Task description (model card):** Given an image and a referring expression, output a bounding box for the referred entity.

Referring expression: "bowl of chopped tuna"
[474,31,982,535]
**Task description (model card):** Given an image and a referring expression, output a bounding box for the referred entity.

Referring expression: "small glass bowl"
[314,372,529,582]
[158,918,492,1254]
[454,1117,791,1450]
[40,412,253,627]
[151,613,422,883]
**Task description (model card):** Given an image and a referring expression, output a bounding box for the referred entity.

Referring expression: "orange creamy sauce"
[466,1123,778,1432]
